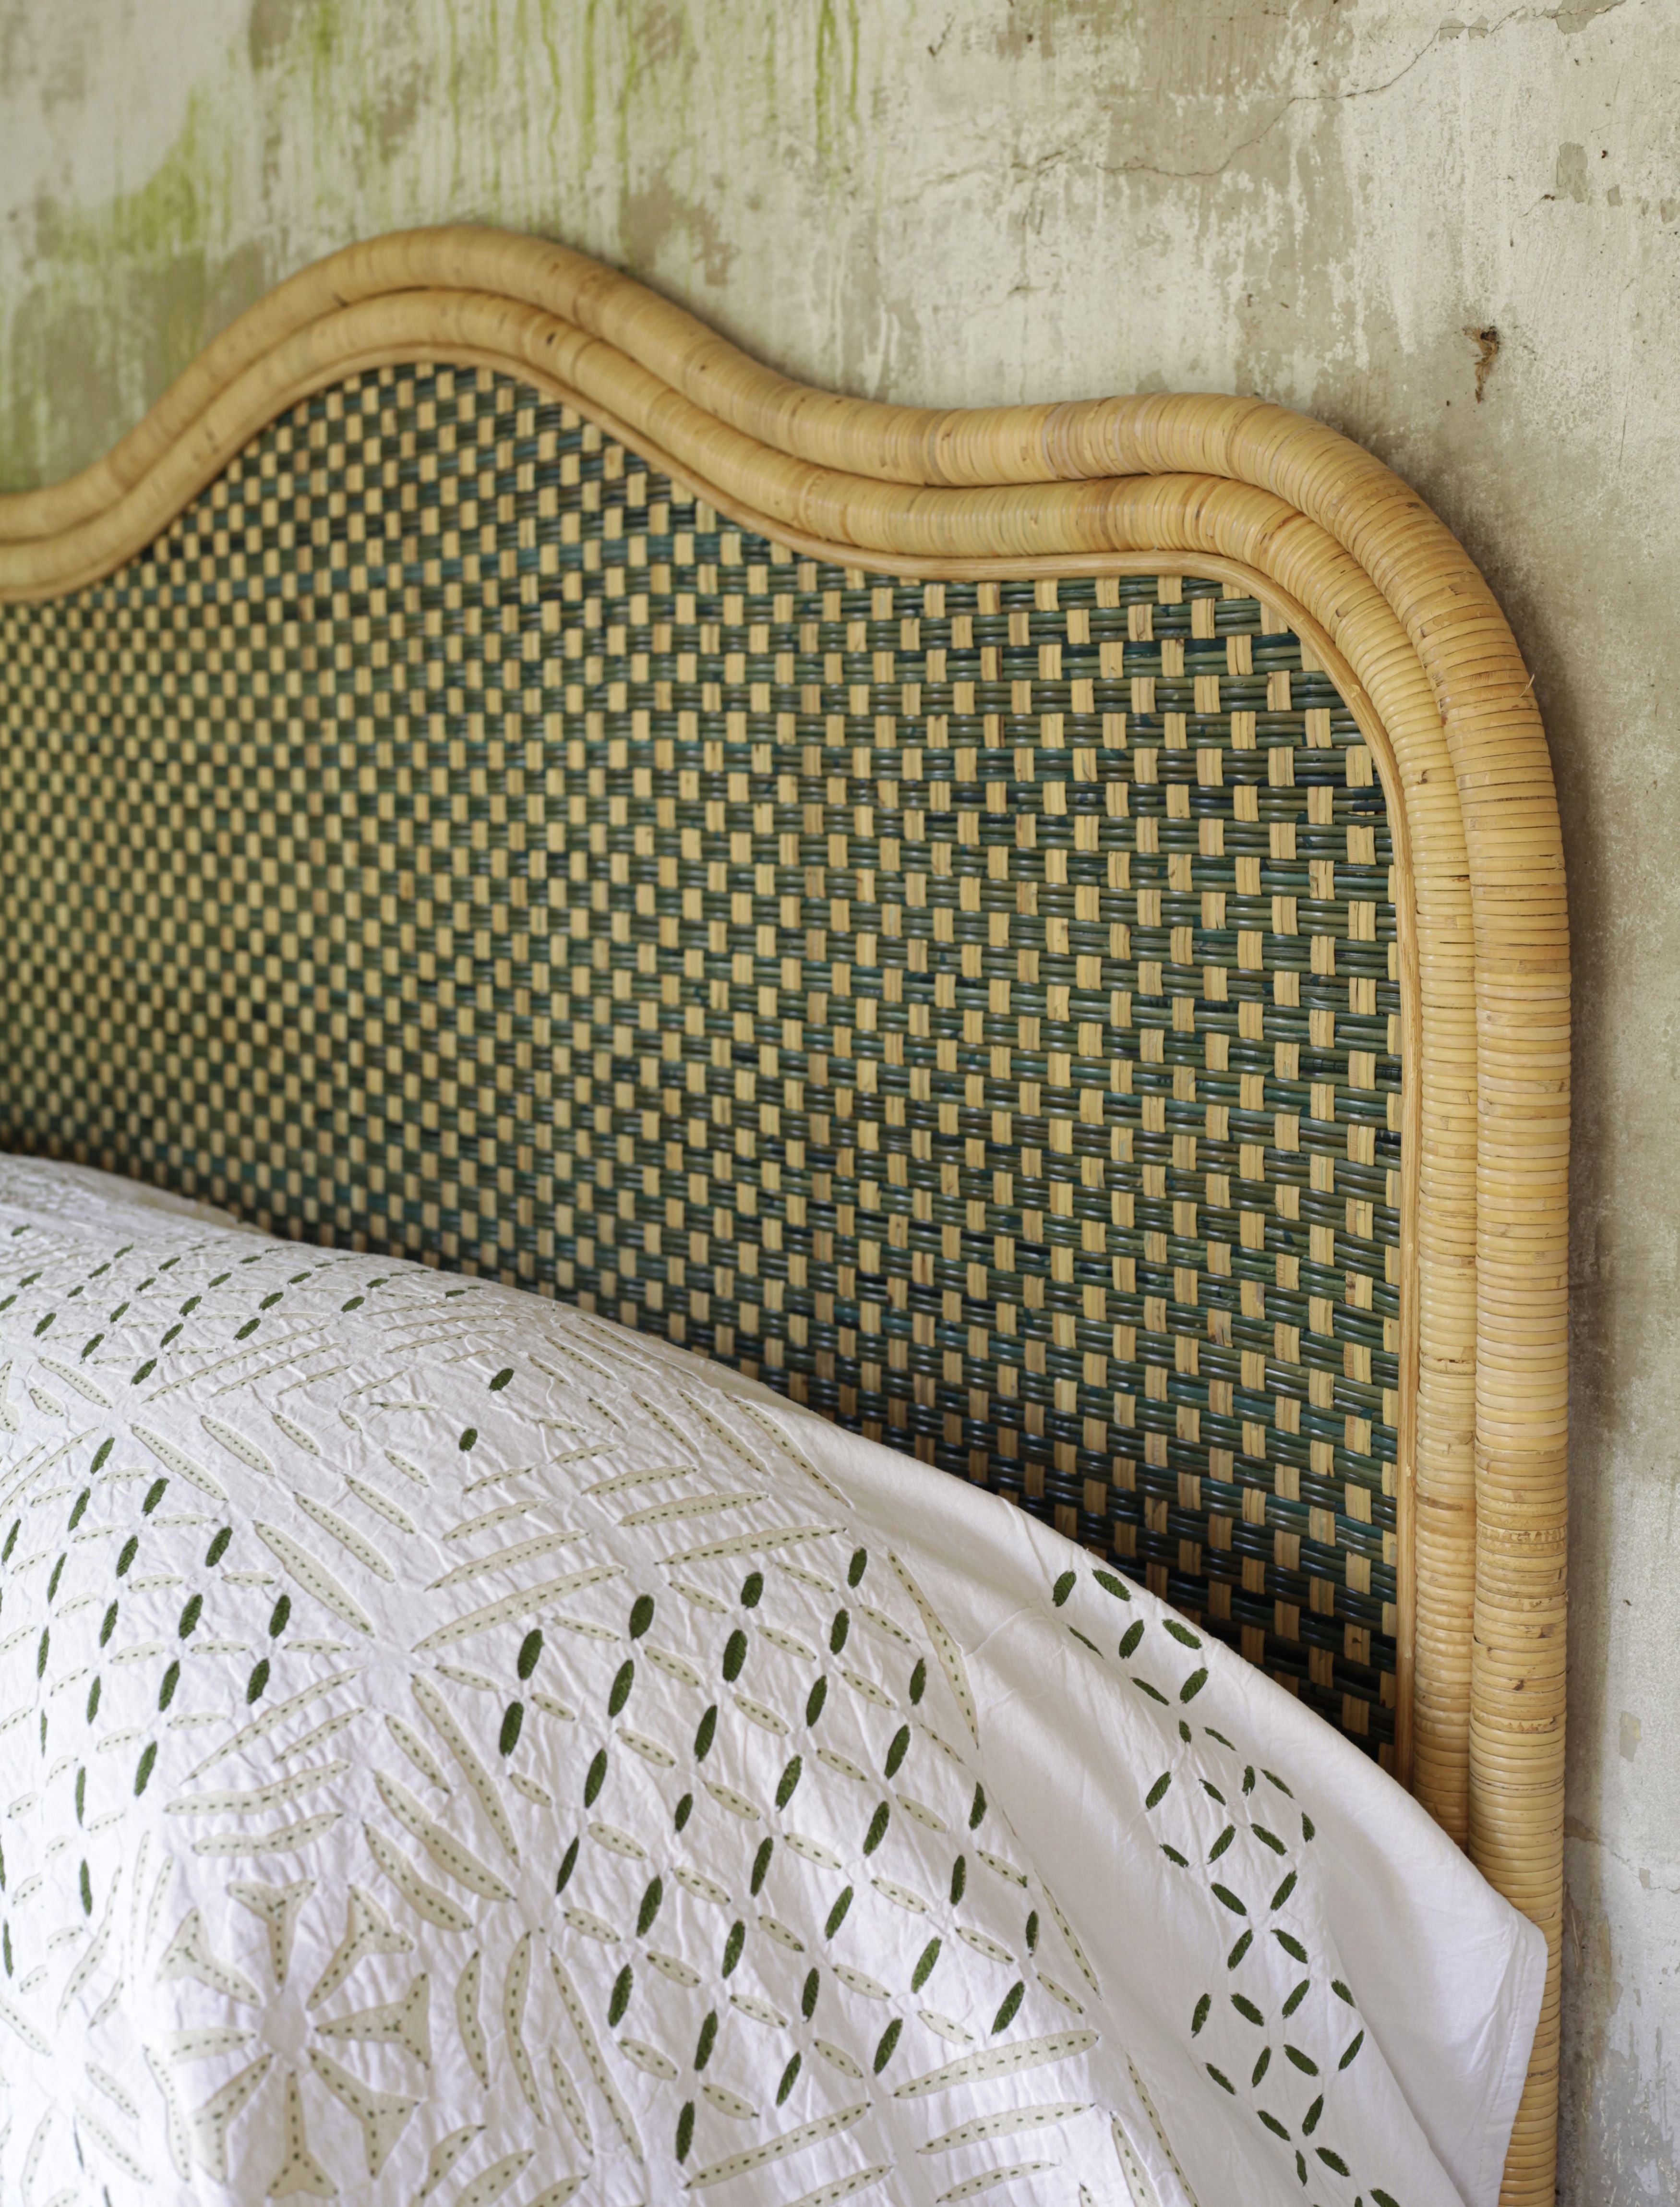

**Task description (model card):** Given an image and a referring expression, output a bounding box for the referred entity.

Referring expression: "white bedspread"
[0,1161,1542,2207]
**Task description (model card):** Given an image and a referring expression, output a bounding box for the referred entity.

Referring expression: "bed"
[0,229,1568,2206]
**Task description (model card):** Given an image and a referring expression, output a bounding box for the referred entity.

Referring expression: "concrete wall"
[1,0,1673,2191]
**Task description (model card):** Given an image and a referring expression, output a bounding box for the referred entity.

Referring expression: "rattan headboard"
[0,228,1567,2201]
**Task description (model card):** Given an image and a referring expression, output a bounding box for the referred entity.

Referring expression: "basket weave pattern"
[0,364,1403,1752]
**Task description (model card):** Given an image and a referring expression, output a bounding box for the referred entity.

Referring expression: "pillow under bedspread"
[0,1160,1541,2207]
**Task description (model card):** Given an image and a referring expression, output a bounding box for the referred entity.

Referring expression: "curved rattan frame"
[0,226,1567,2201]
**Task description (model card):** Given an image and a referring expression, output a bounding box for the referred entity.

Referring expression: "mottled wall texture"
[0,0,1673,2192]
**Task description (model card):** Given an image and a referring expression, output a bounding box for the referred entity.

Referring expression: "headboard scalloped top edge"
[0,227,1566,2205]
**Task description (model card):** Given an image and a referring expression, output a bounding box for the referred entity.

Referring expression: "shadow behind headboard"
[0,229,1566,2204]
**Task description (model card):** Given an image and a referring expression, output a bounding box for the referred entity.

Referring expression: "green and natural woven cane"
[0,229,1567,2206]
[0,366,1403,1755]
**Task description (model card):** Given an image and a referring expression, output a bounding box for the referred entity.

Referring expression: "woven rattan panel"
[0,364,1402,1757]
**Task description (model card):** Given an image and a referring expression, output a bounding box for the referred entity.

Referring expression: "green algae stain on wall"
[0,0,444,494]
[0,81,276,494]
[814,0,861,169]
[0,0,898,495]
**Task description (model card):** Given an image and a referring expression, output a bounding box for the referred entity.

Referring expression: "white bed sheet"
[0,1161,1542,2207]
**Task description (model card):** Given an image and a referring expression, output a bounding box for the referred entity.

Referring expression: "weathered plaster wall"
[0,0,1674,2191]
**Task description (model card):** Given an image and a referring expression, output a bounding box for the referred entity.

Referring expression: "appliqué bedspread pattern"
[0,1164,1521,2207]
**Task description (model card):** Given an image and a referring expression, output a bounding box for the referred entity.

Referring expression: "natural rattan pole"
[0,228,1565,2204]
